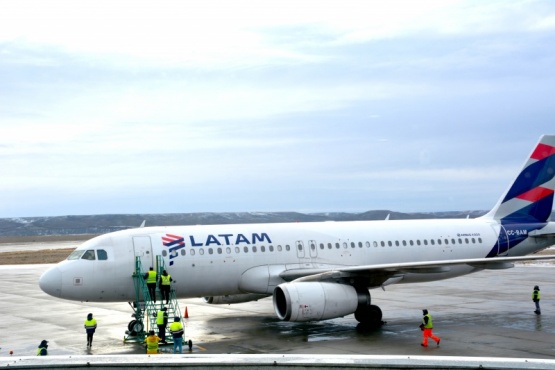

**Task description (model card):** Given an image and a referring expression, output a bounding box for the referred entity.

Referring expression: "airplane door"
[296,241,306,259]
[308,240,318,258]
[133,236,153,271]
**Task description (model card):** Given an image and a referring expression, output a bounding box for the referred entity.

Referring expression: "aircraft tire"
[128,319,144,335]
[188,339,193,351]
[354,304,383,328]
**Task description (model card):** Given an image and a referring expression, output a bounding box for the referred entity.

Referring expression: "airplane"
[39,135,555,327]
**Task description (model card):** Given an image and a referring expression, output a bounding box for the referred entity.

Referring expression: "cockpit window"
[81,250,96,260]
[67,250,85,260]
[97,249,108,260]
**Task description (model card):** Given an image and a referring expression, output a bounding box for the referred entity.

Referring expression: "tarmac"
[1,258,555,365]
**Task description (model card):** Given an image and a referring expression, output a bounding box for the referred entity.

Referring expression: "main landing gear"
[354,304,384,330]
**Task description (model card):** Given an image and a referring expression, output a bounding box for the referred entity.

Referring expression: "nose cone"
[39,266,62,298]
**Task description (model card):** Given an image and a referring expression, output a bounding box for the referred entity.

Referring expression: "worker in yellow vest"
[144,267,157,303]
[157,307,168,344]
[169,316,184,354]
[84,313,97,348]
[533,285,541,315]
[159,270,173,304]
[420,309,440,347]
[145,330,161,354]
[36,340,48,356]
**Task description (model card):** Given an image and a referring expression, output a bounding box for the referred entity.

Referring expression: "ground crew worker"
[84,313,97,348]
[36,340,48,356]
[157,307,168,344]
[144,267,157,303]
[533,285,541,315]
[159,270,173,304]
[420,309,440,347]
[145,330,161,354]
[169,316,184,354]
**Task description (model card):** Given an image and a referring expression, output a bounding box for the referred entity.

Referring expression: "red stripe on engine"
[516,187,554,202]
[531,143,555,160]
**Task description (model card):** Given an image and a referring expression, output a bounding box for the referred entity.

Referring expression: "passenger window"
[335,243,340,249]
[97,250,108,260]
[81,250,95,260]
[235,247,240,253]
[181,249,186,256]
[261,246,266,252]
[190,249,196,256]
[388,241,392,247]
[217,248,222,254]
[162,250,168,257]
[319,243,324,250]
[269,245,274,252]
[381,241,385,247]
[328,243,333,249]
[402,241,407,246]
[253,246,257,253]
[350,242,355,248]
[423,240,428,246]
[226,247,231,254]
[373,241,378,247]
[277,245,282,252]
[244,246,249,253]
[199,248,205,255]
[285,245,291,251]
[478,238,482,243]
[395,241,399,247]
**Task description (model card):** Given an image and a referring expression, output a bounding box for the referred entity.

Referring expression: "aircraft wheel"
[128,320,144,335]
[188,339,193,351]
[354,304,383,329]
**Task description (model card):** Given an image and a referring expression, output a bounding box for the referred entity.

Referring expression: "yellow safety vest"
[84,318,97,330]
[161,274,171,285]
[37,347,47,356]
[423,314,433,329]
[533,290,541,301]
[147,270,157,283]
[145,335,160,353]
[157,310,167,325]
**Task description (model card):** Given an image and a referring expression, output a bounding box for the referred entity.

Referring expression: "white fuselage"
[39,217,553,302]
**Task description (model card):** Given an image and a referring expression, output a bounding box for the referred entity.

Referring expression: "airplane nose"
[39,266,62,298]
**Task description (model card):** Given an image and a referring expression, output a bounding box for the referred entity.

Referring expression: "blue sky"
[1,0,554,218]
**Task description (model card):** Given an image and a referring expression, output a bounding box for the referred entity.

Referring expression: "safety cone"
[184,306,189,319]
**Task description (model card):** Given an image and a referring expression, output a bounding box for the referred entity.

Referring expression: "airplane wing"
[279,254,555,288]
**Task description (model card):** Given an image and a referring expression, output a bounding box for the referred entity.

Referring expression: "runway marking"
[195,345,207,351]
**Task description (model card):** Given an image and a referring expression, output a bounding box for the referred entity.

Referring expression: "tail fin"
[484,135,555,223]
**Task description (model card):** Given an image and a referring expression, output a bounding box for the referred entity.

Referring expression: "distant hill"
[0,210,498,237]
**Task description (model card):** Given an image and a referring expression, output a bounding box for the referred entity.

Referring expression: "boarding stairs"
[125,255,183,344]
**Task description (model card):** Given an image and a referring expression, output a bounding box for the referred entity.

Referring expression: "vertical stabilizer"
[484,135,555,223]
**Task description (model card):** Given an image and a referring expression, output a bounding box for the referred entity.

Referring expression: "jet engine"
[273,282,368,322]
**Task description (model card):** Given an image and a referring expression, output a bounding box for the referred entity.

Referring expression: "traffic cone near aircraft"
[184,307,189,319]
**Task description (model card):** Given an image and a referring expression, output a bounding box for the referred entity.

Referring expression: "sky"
[1,0,555,218]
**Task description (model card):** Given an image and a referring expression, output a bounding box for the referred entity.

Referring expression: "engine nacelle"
[273,282,365,322]
[203,293,270,305]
